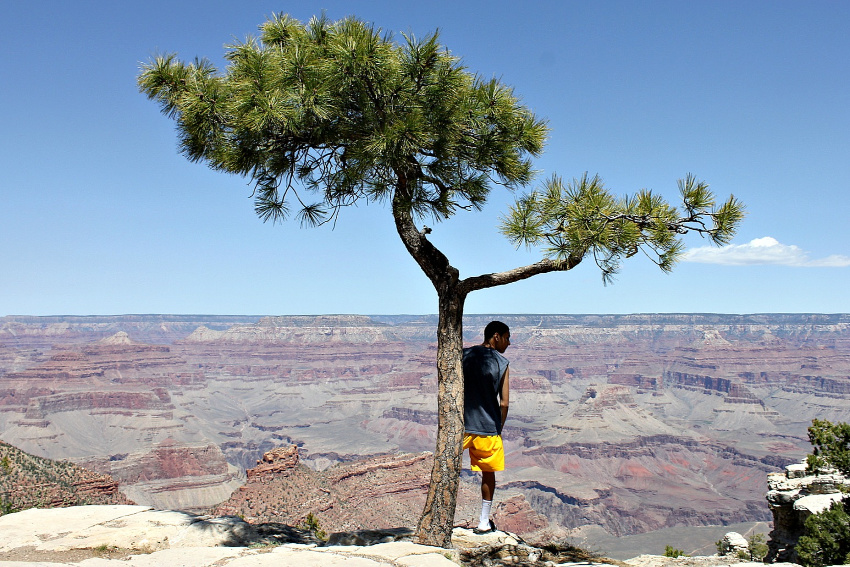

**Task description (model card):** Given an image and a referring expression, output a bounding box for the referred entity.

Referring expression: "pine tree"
[797,501,850,567]
[138,13,744,546]
[807,419,850,475]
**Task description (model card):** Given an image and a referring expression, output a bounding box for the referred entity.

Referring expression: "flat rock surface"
[4,506,808,567]
[0,506,456,566]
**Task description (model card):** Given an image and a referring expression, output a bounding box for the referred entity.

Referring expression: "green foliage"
[93,543,118,555]
[500,173,744,283]
[796,421,850,567]
[0,496,17,516]
[300,512,328,541]
[807,419,850,475]
[663,545,687,558]
[797,500,850,567]
[139,13,741,279]
[139,13,547,227]
[747,533,768,562]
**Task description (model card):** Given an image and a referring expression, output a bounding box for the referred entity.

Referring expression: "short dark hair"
[483,320,510,341]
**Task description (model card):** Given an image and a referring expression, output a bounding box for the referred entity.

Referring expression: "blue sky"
[1,1,848,316]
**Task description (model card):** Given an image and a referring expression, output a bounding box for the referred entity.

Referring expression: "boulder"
[718,532,748,556]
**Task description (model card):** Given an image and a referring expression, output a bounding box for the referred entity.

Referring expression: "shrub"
[0,497,17,516]
[663,545,687,558]
[300,512,328,541]
[796,500,850,567]
[747,533,768,562]
[797,420,850,566]
[806,419,850,475]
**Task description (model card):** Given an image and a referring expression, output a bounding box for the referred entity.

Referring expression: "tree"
[138,13,744,547]
[747,532,768,562]
[663,545,687,558]
[806,418,850,475]
[796,501,850,567]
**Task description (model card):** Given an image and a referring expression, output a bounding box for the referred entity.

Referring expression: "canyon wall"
[1,313,848,536]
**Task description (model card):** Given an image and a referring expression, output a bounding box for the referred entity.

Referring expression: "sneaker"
[472,519,497,534]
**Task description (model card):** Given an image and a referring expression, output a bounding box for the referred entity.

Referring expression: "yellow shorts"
[463,433,504,472]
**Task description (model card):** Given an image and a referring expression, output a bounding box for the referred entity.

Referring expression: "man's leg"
[476,471,496,531]
[481,471,495,501]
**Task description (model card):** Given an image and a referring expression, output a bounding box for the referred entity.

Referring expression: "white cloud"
[683,237,850,267]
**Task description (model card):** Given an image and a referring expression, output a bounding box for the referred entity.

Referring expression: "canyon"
[1,313,848,547]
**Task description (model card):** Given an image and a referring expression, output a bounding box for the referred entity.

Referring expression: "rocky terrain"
[1,313,848,550]
[0,503,792,567]
[212,445,552,539]
[0,440,132,512]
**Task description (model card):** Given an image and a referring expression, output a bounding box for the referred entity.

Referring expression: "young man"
[462,320,510,534]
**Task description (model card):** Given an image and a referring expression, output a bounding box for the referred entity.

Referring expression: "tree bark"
[415,288,466,547]
[391,187,469,547]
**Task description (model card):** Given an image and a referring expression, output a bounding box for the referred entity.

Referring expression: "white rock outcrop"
[0,505,457,566]
[765,461,849,562]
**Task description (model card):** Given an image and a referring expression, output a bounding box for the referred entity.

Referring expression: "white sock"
[477,500,492,530]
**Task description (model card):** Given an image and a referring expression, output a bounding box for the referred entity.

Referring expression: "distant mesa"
[99,331,134,345]
[183,325,226,342]
[696,329,731,346]
[182,319,403,344]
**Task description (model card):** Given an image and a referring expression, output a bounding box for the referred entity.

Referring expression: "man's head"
[483,321,510,353]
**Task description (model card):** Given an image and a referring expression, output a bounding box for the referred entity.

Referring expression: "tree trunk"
[415,287,466,547]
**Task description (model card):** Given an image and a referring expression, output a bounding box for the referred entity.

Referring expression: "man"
[462,320,510,534]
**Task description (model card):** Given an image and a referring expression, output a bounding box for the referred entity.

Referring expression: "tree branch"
[460,254,582,294]
[391,183,458,291]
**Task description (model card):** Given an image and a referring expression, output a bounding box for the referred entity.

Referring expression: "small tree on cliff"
[806,418,850,475]
[139,13,744,547]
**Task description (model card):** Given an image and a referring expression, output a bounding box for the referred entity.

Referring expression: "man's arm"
[500,367,510,427]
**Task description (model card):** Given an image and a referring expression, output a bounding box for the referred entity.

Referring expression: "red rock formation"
[247,445,300,480]
[493,495,549,534]
[24,391,172,419]
[213,446,549,536]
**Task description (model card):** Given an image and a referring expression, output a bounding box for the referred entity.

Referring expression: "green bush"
[0,496,17,516]
[747,533,768,562]
[663,545,687,558]
[806,419,850,475]
[796,501,850,567]
[300,512,328,541]
[797,420,850,566]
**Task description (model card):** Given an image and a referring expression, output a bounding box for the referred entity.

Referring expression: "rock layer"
[1,313,849,540]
